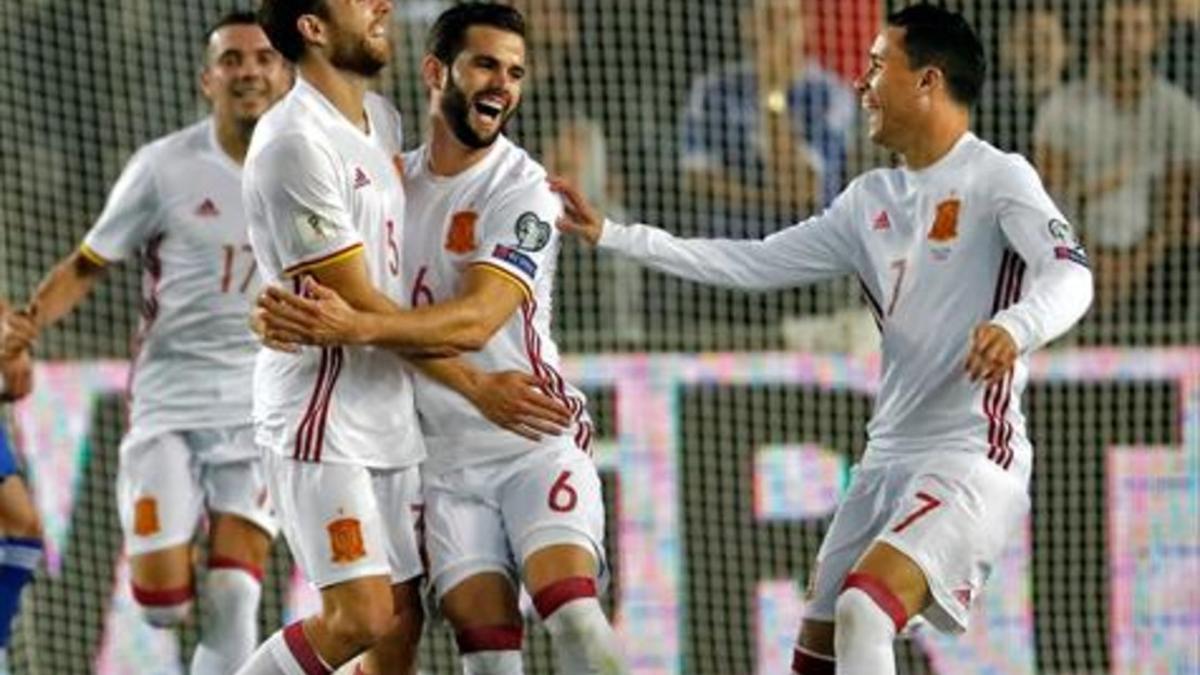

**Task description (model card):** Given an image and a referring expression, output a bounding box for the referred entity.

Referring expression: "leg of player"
[441,572,525,675]
[190,512,271,675]
[237,574,398,674]
[354,578,424,675]
[130,544,195,628]
[791,620,835,674]
[525,544,625,675]
[833,542,930,675]
[0,475,43,671]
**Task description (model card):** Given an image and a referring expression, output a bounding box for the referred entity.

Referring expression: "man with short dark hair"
[553,4,1093,673]
[254,3,624,673]
[0,11,292,675]
[238,1,571,674]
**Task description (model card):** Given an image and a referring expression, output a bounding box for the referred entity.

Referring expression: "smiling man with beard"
[239,1,576,674]
[254,4,625,674]
[1,11,291,675]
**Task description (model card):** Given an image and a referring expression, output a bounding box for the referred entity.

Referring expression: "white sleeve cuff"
[989,313,1035,354]
[597,218,627,250]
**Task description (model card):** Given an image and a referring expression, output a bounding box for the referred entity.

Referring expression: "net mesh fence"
[0,0,1196,673]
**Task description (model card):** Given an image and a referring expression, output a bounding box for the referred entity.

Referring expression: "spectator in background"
[680,0,855,236]
[1034,0,1199,324]
[1157,0,1198,99]
[978,5,1069,159]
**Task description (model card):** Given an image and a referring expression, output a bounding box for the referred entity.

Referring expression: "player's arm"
[0,302,33,402]
[967,159,1094,383]
[264,263,524,352]
[2,145,160,357]
[551,176,857,291]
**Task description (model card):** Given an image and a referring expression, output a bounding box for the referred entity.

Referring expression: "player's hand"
[249,294,300,354]
[471,370,573,441]
[965,322,1018,384]
[1,306,39,358]
[258,278,364,347]
[0,349,34,402]
[548,176,605,247]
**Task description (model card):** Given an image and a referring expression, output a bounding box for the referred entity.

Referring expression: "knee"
[325,598,397,649]
[135,589,194,629]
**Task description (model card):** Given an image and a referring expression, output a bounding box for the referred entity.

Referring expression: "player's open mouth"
[473,96,506,121]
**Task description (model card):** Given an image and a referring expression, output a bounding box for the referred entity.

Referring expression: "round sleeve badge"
[514,211,552,251]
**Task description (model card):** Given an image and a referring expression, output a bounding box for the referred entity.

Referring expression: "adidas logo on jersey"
[194,198,220,217]
[872,211,891,230]
[353,167,372,189]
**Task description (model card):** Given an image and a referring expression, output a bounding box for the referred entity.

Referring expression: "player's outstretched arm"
[1,250,107,357]
[550,176,857,291]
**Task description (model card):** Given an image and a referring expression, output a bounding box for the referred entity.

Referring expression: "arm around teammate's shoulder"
[552,176,860,291]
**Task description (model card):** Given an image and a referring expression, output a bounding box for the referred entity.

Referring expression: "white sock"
[192,567,263,675]
[833,587,899,675]
[234,622,331,675]
[461,650,524,674]
[542,598,626,675]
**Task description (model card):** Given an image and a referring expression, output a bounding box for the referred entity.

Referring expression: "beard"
[327,24,389,77]
[440,71,516,150]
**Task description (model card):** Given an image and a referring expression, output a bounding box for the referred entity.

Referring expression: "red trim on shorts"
[131,583,194,607]
[791,646,835,674]
[283,621,332,675]
[841,573,908,633]
[208,554,264,583]
[455,625,525,653]
[531,576,597,619]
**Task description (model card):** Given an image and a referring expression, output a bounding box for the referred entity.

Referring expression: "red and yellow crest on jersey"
[327,517,367,564]
[446,211,478,254]
[928,199,961,243]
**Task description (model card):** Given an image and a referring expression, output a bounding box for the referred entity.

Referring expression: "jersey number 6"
[548,470,578,513]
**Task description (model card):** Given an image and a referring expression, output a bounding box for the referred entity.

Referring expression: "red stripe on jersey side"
[984,251,1015,465]
[858,277,884,331]
[989,254,1026,469]
[295,348,331,462]
[998,260,1026,469]
[310,346,344,463]
[519,301,590,451]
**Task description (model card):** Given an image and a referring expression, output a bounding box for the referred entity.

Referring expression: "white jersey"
[243,78,424,469]
[600,133,1093,481]
[82,118,259,439]
[401,136,592,474]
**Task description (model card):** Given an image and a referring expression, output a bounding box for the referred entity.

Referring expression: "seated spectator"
[1034,0,1199,330]
[1156,0,1198,99]
[680,0,856,236]
[978,5,1069,159]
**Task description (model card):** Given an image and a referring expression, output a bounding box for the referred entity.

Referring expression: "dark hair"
[886,3,986,107]
[426,2,526,65]
[205,10,261,44]
[258,0,328,62]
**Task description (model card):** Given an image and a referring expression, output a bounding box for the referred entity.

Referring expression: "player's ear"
[199,66,215,103]
[296,14,325,50]
[917,65,942,95]
[421,54,447,93]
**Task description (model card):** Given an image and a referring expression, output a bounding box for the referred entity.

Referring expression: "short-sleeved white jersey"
[600,133,1093,482]
[243,78,423,469]
[401,136,592,474]
[82,118,259,439]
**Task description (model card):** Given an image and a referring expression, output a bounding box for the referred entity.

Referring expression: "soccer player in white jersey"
[0,12,291,674]
[254,4,624,673]
[239,2,572,674]
[552,5,1093,675]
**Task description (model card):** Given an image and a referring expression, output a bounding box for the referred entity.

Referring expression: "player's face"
[1099,3,1157,70]
[323,0,393,76]
[438,26,526,149]
[201,24,290,126]
[854,28,924,150]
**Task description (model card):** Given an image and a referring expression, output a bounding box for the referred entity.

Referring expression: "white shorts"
[117,426,278,557]
[423,442,607,599]
[265,453,425,589]
[806,451,1029,633]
